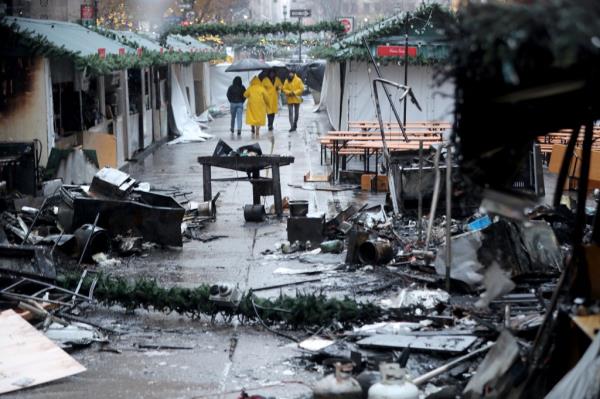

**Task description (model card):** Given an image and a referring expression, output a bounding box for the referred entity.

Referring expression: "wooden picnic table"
[348,121,451,130]
[325,132,444,180]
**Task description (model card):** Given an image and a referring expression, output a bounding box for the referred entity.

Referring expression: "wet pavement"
[6,97,385,399]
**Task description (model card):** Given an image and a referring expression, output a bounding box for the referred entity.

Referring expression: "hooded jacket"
[282,74,305,105]
[262,76,283,114]
[227,77,246,103]
[244,77,269,126]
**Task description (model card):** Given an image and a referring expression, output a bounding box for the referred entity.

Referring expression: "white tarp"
[209,63,252,108]
[321,61,455,131]
[168,69,211,144]
[317,61,343,130]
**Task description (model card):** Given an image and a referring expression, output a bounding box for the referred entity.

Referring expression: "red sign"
[118,48,125,56]
[98,48,106,59]
[136,48,143,57]
[81,5,94,20]
[338,17,354,34]
[376,45,418,57]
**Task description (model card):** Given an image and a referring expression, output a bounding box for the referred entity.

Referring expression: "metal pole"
[77,212,101,267]
[445,145,452,292]
[372,78,411,216]
[298,17,302,62]
[425,147,442,249]
[413,344,491,386]
[363,38,407,140]
[22,197,49,244]
[403,32,408,126]
[417,140,423,242]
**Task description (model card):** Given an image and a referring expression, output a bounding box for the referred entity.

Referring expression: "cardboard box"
[376,175,389,192]
[549,144,600,190]
[361,174,375,191]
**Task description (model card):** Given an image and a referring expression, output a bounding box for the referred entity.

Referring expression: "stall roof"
[6,17,133,56]
[167,34,211,51]
[108,30,163,52]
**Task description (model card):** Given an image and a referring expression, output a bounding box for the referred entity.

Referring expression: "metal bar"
[417,140,424,242]
[372,78,411,215]
[445,145,452,292]
[553,126,580,207]
[573,121,594,245]
[203,164,212,202]
[403,31,409,125]
[272,164,283,217]
[77,212,100,267]
[22,197,49,244]
[50,230,65,256]
[6,277,95,301]
[252,278,322,292]
[1,292,74,307]
[0,279,25,293]
[72,269,88,304]
[413,344,492,386]
[425,147,442,249]
[363,38,407,140]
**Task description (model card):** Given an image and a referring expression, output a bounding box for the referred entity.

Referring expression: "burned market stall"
[0,17,134,169]
[444,0,600,397]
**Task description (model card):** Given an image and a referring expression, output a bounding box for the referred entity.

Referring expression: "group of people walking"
[226,70,305,135]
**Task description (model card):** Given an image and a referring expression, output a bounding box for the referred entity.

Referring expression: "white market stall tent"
[319,60,454,131]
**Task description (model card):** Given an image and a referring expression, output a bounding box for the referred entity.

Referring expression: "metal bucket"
[197,201,216,217]
[289,200,309,217]
[358,240,394,265]
[243,204,266,222]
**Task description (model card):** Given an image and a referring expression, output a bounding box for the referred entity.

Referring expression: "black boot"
[237,129,241,135]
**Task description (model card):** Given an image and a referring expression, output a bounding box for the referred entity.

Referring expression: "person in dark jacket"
[227,76,246,135]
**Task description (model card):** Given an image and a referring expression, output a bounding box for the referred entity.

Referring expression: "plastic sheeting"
[209,63,252,108]
[321,61,454,131]
[545,332,600,399]
[168,68,211,144]
[318,61,343,129]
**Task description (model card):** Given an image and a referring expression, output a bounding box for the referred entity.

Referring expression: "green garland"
[321,4,454,63]
[309,45,446,65]
[164,21,345,41]
[58,274,383,328]
[79,50,226,74]
[2,21,225,75]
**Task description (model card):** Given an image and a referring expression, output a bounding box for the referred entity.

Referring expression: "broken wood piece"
[571,314,600,340]
[304,171,332,182]
[357,333,477,354]
[0,309,86,394]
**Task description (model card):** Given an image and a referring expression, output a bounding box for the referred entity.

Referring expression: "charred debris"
[1,1,600,398]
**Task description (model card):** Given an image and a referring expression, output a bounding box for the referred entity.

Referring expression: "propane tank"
[313,362,363,399]
[368,363,419,399]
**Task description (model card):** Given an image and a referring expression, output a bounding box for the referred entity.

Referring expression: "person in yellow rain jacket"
[262,70,283,131]
[244,76,270,136]
[282,71,305,132]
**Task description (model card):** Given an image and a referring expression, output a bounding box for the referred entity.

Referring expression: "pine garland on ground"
[58,274,382,328]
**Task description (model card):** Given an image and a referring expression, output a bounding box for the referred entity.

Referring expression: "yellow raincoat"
[282,74,305,105]
[262,76,282,114]
[244,77,269,126]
